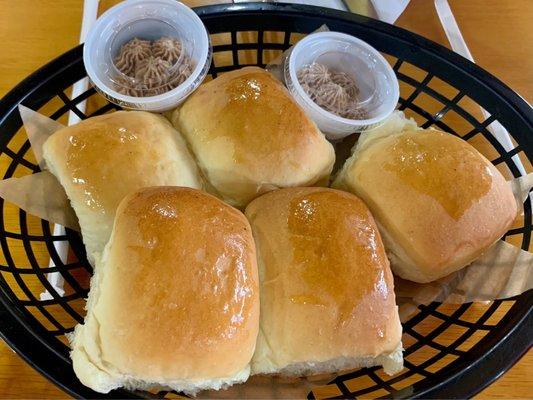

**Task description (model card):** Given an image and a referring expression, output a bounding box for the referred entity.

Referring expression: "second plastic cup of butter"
[84,0,211,112]
[284,31,399,140]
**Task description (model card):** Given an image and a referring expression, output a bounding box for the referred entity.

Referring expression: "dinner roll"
[42,111,202,264]
[172,67,335,208]
[334,112,517,283]
[70,187,259,394]
[245,187,403,376]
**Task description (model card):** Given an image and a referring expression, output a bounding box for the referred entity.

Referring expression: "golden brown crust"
[42,111,202,263]
[173,67,335,207]
[336,126,517,282]
[245,187,402,373]
[94,187,259,381]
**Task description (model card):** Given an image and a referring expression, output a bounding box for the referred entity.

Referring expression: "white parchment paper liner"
[395,239,533,322]
[19,105,65,169]
[0,171,79,231]
[0,106,79,231]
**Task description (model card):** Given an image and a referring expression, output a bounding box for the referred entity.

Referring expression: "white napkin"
[370,0,410,24]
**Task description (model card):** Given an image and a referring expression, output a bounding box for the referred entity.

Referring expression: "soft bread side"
[70,187,259,394]
[43,111,203,265]
[245,187,403,376]
[334,112,517,283]
[172,67,335,208]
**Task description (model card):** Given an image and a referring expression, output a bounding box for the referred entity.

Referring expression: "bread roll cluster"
[42,67,515,395]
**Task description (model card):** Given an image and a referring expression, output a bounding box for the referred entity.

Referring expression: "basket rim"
[0,3,531,399]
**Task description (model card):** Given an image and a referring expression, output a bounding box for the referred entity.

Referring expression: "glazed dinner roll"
[334,112,517,283]
[172,67,335,208]
[245,187,403,376]
[70,187,260,394]
[42,111,202,264]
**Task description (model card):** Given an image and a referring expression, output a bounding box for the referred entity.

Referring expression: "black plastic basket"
[0,3,531,399]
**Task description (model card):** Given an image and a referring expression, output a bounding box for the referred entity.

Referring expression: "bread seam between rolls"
[170,108,223,199]
[252,343,404,377]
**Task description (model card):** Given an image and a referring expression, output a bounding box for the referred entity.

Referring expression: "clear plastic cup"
[83,0,212,112]
[284,31,399,140]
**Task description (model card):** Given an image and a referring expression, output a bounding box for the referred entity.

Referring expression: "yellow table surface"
[0,0,531,398]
